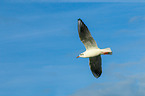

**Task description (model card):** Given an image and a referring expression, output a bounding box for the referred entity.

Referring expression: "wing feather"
[78,19,98,50]
[89,55,102,78]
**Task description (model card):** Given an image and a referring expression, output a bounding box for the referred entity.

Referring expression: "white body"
[82,49,101,58]
[79,48,112,58]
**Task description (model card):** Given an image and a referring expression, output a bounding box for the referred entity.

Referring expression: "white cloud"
[70,74,145,96]
[70,73,145,96]
[70,56,145,96]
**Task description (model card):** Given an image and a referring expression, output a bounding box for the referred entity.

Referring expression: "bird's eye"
[80,53,84,55]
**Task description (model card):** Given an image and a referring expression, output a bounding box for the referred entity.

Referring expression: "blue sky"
[1,1,145,96]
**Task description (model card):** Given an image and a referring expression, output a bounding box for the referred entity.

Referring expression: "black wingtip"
[78,18,82,21]
[78,18,85,25]
[92,70,102,78]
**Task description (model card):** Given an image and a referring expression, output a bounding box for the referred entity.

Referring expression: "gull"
[77,18,112,78]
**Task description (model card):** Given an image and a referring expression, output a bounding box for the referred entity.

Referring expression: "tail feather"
[102,48,112,55]
[104,48,112,51]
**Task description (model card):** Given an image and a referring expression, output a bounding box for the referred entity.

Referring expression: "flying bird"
[77,18,112,78]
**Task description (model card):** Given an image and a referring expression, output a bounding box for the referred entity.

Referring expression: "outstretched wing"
[89,55,102,78]
[78,19,98,50]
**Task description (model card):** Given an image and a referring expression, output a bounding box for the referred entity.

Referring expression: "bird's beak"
[76,56,80,58]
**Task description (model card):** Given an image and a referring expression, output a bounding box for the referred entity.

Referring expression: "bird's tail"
[101,48,112,55]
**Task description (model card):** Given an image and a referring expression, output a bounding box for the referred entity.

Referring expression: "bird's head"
[76,53,85,58]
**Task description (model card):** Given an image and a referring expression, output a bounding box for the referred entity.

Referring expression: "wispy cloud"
[70,75,145,96]
[70,56,145,96]
[129,16,145,23]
